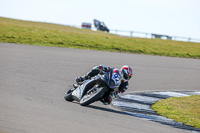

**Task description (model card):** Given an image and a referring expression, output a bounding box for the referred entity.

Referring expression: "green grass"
[152,95,200,129]
[0,17,200,58]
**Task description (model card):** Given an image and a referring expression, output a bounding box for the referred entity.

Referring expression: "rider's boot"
[101,95,112,105]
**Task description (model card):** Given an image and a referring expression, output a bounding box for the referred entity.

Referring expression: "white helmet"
[120,65,133,82]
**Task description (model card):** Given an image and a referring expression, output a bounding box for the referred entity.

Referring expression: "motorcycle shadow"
[87,104,130,116]
[69,101,130,116]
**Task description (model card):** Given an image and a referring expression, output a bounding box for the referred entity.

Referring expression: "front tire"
[80,86,105,106]
[64,88,74,102]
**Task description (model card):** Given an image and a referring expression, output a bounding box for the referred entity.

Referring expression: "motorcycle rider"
[76,65,133,105]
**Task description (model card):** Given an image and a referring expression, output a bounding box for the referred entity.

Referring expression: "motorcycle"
[64,68,121,106]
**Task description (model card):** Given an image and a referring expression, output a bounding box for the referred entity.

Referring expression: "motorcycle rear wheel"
[80,86,105,106]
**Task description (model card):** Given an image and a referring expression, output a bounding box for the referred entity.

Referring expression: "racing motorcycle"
[64,68,121,106]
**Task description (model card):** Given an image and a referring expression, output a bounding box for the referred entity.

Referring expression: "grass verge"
[152,95,200,129]
[0,17,200,58]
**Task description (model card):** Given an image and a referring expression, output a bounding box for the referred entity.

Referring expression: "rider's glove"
[103,67,110,72]
[99,70,105,75]
[76,76,85,83]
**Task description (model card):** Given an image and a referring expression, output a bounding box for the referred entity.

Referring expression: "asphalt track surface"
[0,43,200,133]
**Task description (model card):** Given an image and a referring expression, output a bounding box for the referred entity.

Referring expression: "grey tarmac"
[0,43,200,133]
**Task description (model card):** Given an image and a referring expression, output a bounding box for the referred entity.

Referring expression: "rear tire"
[64,88,74,102]
[80,87,105,106]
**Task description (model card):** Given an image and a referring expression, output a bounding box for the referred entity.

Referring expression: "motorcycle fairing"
[71,68,121,101]
[72,77,99,101]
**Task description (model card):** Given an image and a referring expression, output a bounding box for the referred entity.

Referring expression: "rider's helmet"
[120,65,133,82]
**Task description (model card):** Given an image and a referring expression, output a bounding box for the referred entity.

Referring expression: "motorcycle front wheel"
[80,86,105,106]
[64,88,74,102]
